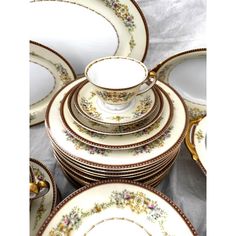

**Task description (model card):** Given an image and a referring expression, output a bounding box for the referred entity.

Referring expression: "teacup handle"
[137,71,157,95]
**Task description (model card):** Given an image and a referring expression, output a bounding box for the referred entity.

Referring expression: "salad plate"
[37,180,197,236]
[68,83,163,135]
[45,77,187,169]
[60,79,172,150]
[30,158,58,236]
[185,116,207,174]
[74,80,162,125]
[30,0,149,75]
[153,48,206,120]
[30,41,76,126]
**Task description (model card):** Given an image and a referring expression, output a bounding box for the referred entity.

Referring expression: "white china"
[30,41,76,126]
[37,180,197,236]
[45,77,187,168]
[30,158,58,236]
[74,80,160,125]
[30,0,149,75]
[85,56,157,110]
[153,48,206,120]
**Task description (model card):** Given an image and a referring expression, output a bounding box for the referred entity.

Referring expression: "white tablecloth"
[30,0,206,235]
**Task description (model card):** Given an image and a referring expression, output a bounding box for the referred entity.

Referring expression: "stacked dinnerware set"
[45,56,188,187]
[30,0,206,235]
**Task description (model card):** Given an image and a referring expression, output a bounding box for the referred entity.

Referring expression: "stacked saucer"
[45,75,188,187]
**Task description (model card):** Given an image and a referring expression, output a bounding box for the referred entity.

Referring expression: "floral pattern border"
[102,0,136,55]
[30,52,72,85]
[48,189,170,236]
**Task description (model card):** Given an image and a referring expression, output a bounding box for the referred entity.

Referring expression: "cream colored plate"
[30,41,76,126]
[69,83,163,135]
[30,0,148,75]
[30,158,58,236]
[60,78,172,150]
[75,81,159,125]
[52,146,177,179]
[45,77,187,169]
[37,180,197,236]
[193,116,207,173]
[153,48,206,120]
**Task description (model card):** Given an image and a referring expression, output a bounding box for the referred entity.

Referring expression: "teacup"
[85,56,157,111]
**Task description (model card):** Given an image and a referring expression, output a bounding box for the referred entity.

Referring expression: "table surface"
[30,0,206,235]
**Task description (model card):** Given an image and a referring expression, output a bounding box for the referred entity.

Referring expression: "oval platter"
[30,0,149,75]
[30,41,76,126]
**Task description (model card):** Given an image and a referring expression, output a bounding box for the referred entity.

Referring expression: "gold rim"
[185,116,206,175]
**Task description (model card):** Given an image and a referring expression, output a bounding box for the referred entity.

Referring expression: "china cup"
[85,56,157,111]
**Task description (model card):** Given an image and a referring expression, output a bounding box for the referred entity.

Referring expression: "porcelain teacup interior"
[85,56,157,111]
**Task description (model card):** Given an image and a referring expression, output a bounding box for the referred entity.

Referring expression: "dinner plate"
[153,48,206,120]
[60,79,172,150]
[30,0,149,75]
[52,146,178,180]
[37,180,197,236]
[56,155,177,188]
[53,149,177,185]
[30,41,76,126]
[185,116,206,174]
[30,158,58,236]
[69,83,163,135]
[49,135,180,175]
[74,80,161,125]
[52,145,177,178]
[45,77,188,169]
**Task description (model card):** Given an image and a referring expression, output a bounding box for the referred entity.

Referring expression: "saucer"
[60,80,173,150]
[68,83,164,136]
[74,81,160,125]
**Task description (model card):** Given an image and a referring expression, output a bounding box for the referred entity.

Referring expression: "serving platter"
[45,77,188,169]
[30,158,58,236]
[30,41,76,126]
[74,80,161,125]
[68,83,164,135]
[30,0,149,75]
[185,116,206,174]
[37,180,197,236]
[60,78,172,149]
[153,48,206,120]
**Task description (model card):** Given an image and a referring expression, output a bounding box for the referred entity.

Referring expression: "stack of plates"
[45,77,188,187]
[37,180,197,235]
